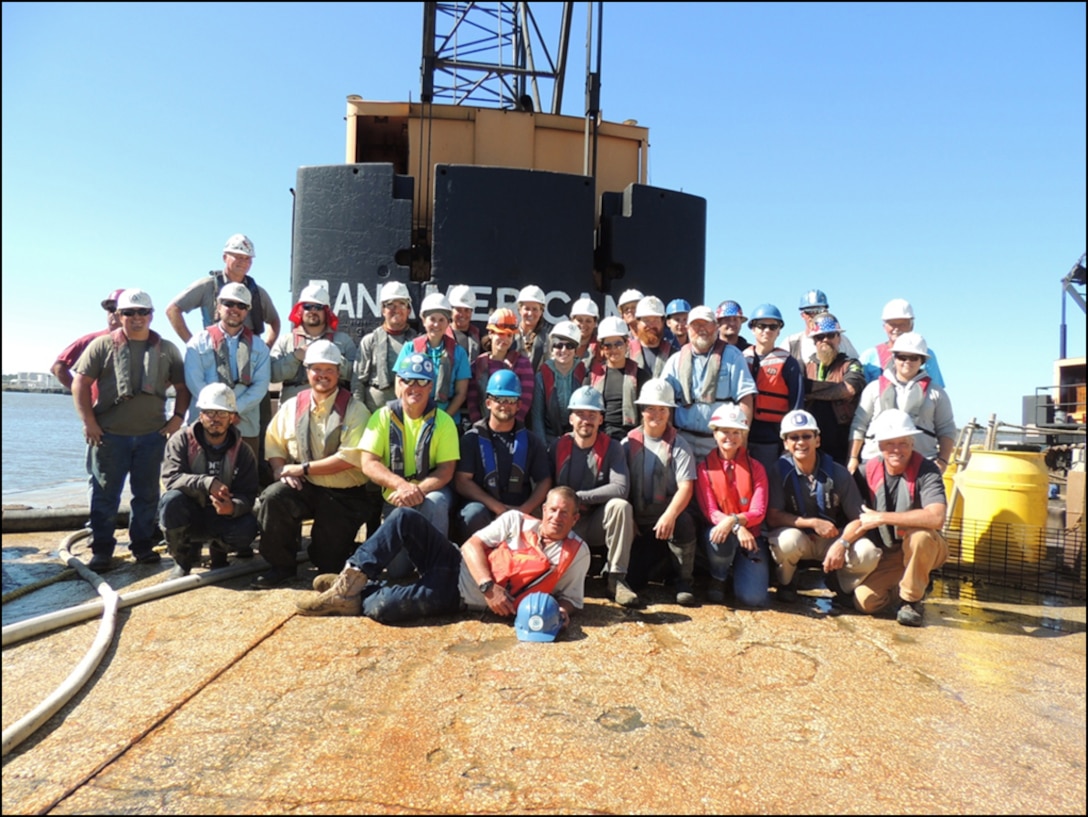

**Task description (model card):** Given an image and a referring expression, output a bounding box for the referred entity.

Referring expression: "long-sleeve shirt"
[184,327,270,438]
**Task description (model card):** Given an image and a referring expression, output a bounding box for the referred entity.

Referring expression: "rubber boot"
[296,566,370,616]
[164,528,193,579]
[208,539,229,570]
[668,539,697,606]
[608,573,640,607]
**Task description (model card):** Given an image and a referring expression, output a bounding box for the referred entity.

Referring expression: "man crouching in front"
[295,486,590,635]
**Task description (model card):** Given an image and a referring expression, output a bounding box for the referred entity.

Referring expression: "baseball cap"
[687,306,716,324]
[102,288,125,310]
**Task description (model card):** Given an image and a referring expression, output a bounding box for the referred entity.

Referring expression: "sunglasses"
[400,378,431,388]
[220,300,250,311]
[552,341,577,351]
[785,433,816,442]
[301,303,325,312]
[750,323,780,331]
[812,332,839,342]
[488,396,518,406]
[895,354,922,363]
[120,308,151,317]
[200,409,232,420]
[600,340,626,349]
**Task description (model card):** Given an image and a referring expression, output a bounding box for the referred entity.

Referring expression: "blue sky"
[3,1,1085,428]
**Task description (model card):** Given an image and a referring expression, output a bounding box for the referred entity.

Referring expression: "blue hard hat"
[665,298,692,316]
[515,592,562,642]
[486,369,521,398]
[799,289,829,311]
[748,303,784,326]
[396,353,436,381]
[567,385,605,412]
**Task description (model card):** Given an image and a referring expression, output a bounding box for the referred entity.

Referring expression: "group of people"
[55,232,954,643]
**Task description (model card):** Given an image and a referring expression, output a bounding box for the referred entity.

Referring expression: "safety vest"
[367,327,415,391]
[865,452,923,548]
[473,422,530,500]
[745,347,792,423]
[207,324,253,386]
[471,351,524,419]
[555,432,612,490]
[294,388,352,463]
[109,328,165,403]
[774,453,841,521]
[704,447,755,516]
[628,337,673,378]
[625,426,676,514]
[413,334,458,403]
[675,339,728,407]
[447,324,481,361]
[876,342,893,371]
[387,398,438,480]
[184,425,243,489]
[876,373,936,438]
[488,523,581,605]
[806,354,862,426]
[588,358,639,427]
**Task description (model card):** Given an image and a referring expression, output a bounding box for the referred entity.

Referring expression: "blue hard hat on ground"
[665,298,691,316]
[515,592,562,642]
[486,369,521,398]
[396,353,436,381]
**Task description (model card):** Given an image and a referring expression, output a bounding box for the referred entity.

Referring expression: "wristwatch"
[478,579,495,594]
[302,462,310,476]
[838,538,851,551]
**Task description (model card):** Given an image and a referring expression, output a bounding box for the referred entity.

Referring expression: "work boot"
[706,578,726,605]
[777,583,799,604]
[608,573,640,608]
[896,600,924,627]
[233,545,255,559]
[208,541,229,570]
[312,573,339,592]
[164,528,194,574]
[88,552,114,573]
[674,580,696,607]
[296,566,369,616]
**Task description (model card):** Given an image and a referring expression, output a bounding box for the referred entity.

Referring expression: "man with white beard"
[801,312,865,467]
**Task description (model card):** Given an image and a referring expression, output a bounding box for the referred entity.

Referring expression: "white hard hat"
[550,320,582,345]
[217,282,252,307]
[570,295,600,318]
[517,285,546,305]
[568,385,605,412]
[709,403,749,431]
[304,339,344,367]
[223,233,255,257]
[780,409,820,438]
[870,408,923,442]
[379,281,412,304]
[298,283,330,307]
[420,292,453,317]
[687,305,716,324]
[882,298,915,321]
[598,315,630,340]
[635,296,666,318]
[116,289,154,311]
[618,288,644,307]
[448,285,476,310]
[196,382,238,413]
[891,331,929,359]
[636,378,676,408]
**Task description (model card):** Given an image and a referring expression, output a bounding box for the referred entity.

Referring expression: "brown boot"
[296,566,369,616]
[608,573,640,607]
[312,573,339,592]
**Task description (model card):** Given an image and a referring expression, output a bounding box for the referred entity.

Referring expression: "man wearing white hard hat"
[184,282,271,462]
[621,379,698,606]
[514,284,553,371]
[589,315,650,441]
[166,233,280,349]
[254,340,379,589]
[393,292,470,425]
[628,296,674,379]
[72,289,191,572]
[615,288,644,336]
[270,283,356,402]
[531,320,587,446]
[446,284,482,362]
[353,280,418,412]
[764,409,881,606]
[841,409,949,627]
[570,293,600,367]
[848,332,955,475]
[662,305,757,460]
[159,383,260,578]
[859,298,946,387]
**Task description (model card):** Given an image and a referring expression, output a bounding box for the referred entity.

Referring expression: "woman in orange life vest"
[695,403,771,607]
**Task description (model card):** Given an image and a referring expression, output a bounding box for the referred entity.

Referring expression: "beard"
[815,345,838,366]
[691,333,716,354]
[636,325,662,346]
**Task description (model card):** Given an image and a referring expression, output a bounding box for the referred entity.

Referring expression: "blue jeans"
[88,431,166,555]
[381,486,453,578]
[347,507,463,624]
[704,530,772,608]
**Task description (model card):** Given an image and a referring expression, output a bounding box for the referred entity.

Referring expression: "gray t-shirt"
[170,275,279,334]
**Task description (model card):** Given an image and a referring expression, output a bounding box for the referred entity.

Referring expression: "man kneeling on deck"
[295,486,590,634]
[842,409,949,627]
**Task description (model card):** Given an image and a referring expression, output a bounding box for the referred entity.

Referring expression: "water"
[2,391,90,505]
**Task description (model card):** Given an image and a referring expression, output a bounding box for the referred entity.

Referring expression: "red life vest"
[625,426,677,513]
[865,452,923,548]
[555,433,612,489]
[412,334,458,403]
[488,524,581,604]
[588,358,639,427]
[744,347,792,423]
[704,447,755,516]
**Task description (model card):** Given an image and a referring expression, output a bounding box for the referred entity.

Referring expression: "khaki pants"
[768,527,881,592]
[855,528,949,613]
[575,498,635,575]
